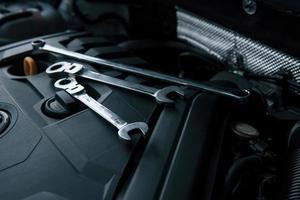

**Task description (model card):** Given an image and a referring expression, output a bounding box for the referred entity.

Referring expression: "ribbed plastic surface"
[284,149,300,200]
[176,9,300,83]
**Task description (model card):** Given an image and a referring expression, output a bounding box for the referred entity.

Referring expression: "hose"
[283,122,300,199]
[224,155,263,200]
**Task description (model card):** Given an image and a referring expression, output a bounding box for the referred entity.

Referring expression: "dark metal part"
[242,0,257,15]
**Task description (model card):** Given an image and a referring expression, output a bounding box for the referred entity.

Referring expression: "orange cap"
[23,57,38,76]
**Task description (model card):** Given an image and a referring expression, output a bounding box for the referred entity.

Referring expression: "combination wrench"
[46,61,184,104]
[54,77,148,141]
[32,39,251,102]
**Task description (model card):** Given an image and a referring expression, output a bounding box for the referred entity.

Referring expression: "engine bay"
[0,1,299,200]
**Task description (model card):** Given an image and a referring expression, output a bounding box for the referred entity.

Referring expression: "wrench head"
[154,86,185,104]
[46,62,84,79]
[31,39,46,50]
[118,122,148,141]
[46,61,71,78]
[54,77,85,95]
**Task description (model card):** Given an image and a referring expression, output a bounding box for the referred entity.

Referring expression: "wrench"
[46,61,184,104]
[31,39,251,102]
[54,77,148,141]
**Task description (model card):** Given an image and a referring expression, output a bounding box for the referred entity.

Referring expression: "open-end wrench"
[54,77,148,141]
[46,61,184,104]
[31,39,251,102]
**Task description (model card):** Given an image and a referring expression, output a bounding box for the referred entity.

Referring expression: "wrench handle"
[81,70,157,97]
[74,93,127,130]
[34,41,250,101]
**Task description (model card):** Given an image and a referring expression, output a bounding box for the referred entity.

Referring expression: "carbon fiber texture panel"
[177,9,300,82]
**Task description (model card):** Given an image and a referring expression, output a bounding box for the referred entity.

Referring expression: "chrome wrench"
[46,61,184,104]
[31,39,251,102]
[54,77,148,141]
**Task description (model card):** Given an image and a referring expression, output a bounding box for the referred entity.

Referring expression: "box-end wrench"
[54,77,148,141]
[31,39,251,102]
[46,61,184,104]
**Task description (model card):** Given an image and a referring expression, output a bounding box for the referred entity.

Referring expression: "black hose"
[224,155,263,200]
[283,122,300,199]
[282,148,300,200]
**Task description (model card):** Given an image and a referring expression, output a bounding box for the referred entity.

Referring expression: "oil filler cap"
[232,122,259,139]
[0,110,10,136]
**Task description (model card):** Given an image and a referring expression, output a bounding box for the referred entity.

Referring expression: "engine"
[0,1,299,200]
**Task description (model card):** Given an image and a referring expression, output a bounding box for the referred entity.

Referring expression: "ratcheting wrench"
[46,61,184,104]
[54,77,148,141]
[31,39,251,102]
